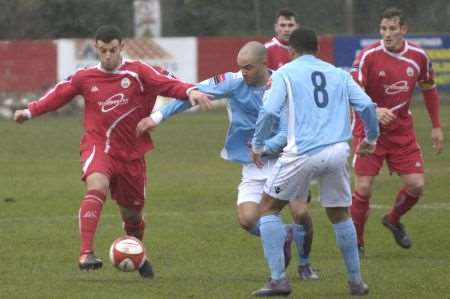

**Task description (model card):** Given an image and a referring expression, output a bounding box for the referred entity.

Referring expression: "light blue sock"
[260,214,286,280]
[249,219,260,236]
[333,218,362,282]
[292,224,309,266]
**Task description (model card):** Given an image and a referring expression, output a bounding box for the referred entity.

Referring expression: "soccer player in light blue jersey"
[250,28,379,297]
[136,41,319,280]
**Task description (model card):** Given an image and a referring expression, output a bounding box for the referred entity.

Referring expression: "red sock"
[350,192,371,246]
[123,218,145,241]
[79,190,106,255]
[388,188,419,224]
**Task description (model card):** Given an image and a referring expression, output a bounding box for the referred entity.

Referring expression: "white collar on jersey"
[381,40,408,56]
[96,58,127,74]
[272,37,290,49]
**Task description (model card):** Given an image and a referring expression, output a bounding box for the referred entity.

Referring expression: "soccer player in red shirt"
[350,7,444,254]
[14,25,212,277]
[264,9,299,70]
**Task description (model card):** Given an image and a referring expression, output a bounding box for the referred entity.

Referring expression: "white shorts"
[264,142,351,208]
[237,159,277,205]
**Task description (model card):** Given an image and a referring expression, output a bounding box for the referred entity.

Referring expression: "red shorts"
[352,133,424,176]
[80,145,147,209]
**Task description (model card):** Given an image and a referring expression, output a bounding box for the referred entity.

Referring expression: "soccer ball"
[109,236,146,272]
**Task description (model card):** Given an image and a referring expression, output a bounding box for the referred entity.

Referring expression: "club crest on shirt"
[121,77,131,89]
[406,67,414,77]
[91,86,99,92]
[378,70,386,77]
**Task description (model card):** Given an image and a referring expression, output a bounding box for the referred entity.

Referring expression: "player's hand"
[357,140,376,156]
[188,90,213,110]
[136,117,158,137]
[377,107,396,126]
[250,149,264,168]
[431,127,444,155]
[14,110,30,124]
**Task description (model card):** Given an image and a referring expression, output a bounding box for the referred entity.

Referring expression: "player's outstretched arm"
[188,89,213,110]
[14,109,32,124]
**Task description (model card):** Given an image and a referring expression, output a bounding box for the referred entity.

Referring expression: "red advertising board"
[0,40,56,92]
[198,35,334,81]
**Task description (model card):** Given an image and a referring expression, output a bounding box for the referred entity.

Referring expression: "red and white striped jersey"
[264,37,291,70]
[350,40,435,136]
[28,60,193,160]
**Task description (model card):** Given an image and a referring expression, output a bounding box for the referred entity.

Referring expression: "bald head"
[238,41,267,62]
[236,41,269,87]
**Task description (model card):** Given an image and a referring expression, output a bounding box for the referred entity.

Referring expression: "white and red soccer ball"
[109,236,146,272]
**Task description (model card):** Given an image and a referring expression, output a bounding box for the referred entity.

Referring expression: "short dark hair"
[275,9,297,22]
[95,25,122,43]
[288,28,318,54]
[381,7,406,26]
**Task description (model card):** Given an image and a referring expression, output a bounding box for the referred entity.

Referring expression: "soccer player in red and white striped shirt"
[350,7,444,254]
[14,25,212,276]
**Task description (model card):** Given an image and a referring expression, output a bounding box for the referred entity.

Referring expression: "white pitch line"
[0,203,449,224]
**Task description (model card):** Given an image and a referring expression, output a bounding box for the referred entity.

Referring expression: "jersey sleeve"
[195,72,233,98]
[252,71,287,151]
[138,62,194,99]
[417,51,436,88]
[350,49,369,89]
[345,72,379,142]
[415,50,441,128]
[157,72,233,121]
[263,101,287,154]
[27,74,81,118]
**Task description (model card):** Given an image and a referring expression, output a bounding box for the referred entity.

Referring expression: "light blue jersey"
[252,55,379,155]
[156,71,286,164]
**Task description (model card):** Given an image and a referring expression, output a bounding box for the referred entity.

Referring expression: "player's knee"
[355,183,373,198]
[86,174,109,194]
[239,216,257,232]
[406,182,424,197]
[293,209,311,225]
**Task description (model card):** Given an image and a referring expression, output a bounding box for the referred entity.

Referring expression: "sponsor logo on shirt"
[91,86,99,92]
[98,93,129,112]
[383,80,409,95]
[378,70,386,77]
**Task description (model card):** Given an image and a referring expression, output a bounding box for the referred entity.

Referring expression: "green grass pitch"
[0,101,449,298]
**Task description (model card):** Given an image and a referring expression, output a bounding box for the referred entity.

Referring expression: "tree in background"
[0,0,133,39]
[0,0,448,40]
